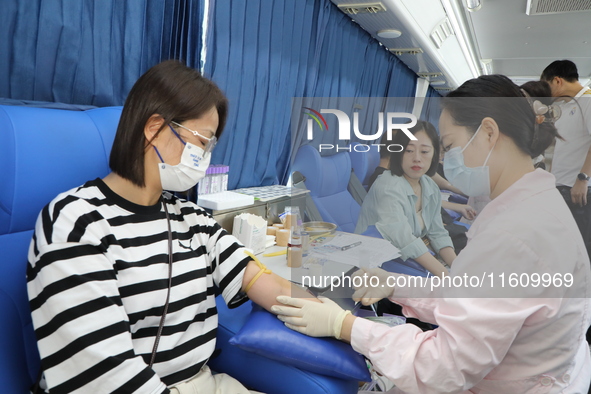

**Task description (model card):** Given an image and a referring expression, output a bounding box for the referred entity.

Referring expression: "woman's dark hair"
[109,60,228,187]
[441,74,561,158]
[389,120,440,177]
[541,60,579,83]
[520,80,553,105]
[379,132,390,159]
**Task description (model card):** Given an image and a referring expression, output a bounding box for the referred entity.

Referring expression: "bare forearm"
[438,246,456,267]
[242,261,316,311]
[441,201,460,212]
[414,252,449,278]
[580,146,591,177]
[248,274,315,311]
[432,173,464,195]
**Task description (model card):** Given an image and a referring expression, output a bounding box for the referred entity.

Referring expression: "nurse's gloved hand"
[351,267,395,305]
[272,296,351,339]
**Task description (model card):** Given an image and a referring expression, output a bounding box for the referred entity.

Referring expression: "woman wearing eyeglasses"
[27,60,311,394]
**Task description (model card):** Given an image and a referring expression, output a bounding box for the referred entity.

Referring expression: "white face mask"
[154,125,211,192]
[443,125,496,197]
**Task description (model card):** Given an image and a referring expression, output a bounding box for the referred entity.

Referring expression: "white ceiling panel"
[330,0,591,92]
[468,0,591,80]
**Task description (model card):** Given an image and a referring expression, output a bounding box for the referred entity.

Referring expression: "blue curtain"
[2,0,420,188]
[420,86,443,132]
[205,0,418,188]
[204,0,317,189]
[0,0,202,106]
[292,2,417,155]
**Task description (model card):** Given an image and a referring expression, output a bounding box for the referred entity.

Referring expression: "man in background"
[542,60,591,348]
[541,60,591,260]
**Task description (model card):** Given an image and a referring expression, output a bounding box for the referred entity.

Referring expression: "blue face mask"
[443,125,495,197]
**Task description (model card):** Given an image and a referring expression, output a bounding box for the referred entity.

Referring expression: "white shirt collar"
[575,86,590,98]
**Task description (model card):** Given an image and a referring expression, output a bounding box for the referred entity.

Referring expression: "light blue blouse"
[355,170,453,260]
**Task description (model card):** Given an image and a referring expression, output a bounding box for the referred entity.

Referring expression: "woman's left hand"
[272,296,350,338]
[457,204,477,220]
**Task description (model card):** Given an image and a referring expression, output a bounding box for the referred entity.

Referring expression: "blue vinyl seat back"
[0,105,122,393]
[292,145,361,233]
[0,106,122,235]
[349,142,380,189]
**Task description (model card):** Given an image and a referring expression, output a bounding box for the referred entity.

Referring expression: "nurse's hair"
[389,120,440,177]
[441,74,560,158]
[520,80,553,106]
[109,60,228,187]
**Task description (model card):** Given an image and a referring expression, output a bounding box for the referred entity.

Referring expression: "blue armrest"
[382,258,430,277]
[210,296,359,394]
[444,208,462,221]
[447,192,468,205]
[453,221,470,229]
[360,226,430,277]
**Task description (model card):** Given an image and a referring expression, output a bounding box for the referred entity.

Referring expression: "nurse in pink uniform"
[273,75,591,393]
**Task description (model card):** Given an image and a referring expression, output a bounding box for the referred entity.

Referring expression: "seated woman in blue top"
[355,120,455,277]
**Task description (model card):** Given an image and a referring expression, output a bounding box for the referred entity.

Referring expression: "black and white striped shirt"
[27,179,249,393]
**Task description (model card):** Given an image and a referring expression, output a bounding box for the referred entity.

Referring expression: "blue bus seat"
[0,104,361,393]
[349,142,380,190]
[292,145,361,233]
[0,104,122,392]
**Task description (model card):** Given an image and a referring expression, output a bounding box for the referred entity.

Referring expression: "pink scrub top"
[351,169,591,393]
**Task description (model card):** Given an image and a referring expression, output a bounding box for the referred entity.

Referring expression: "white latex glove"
[351,267,396,306]
[272,296,351,339]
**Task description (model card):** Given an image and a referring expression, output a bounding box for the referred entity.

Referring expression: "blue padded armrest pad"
[444,208,462,221]
[229,306,370,382]
[454,221,470,229]
[382,258,430,277]
[447,192,468,205]
[361,226,430,277]
[211,296,359,394]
